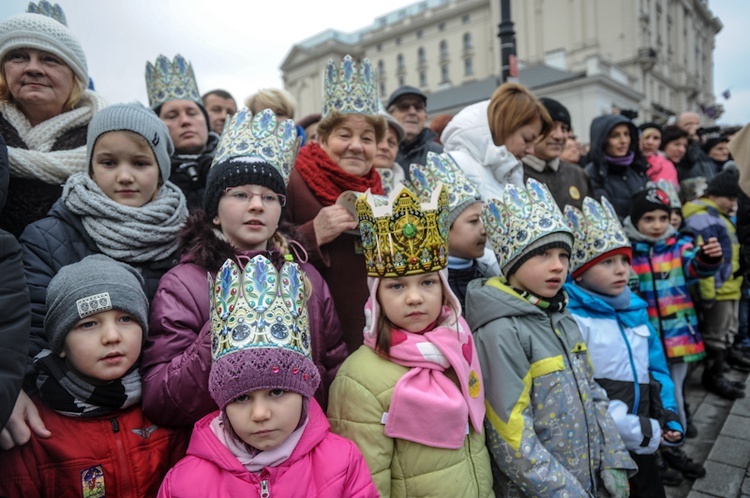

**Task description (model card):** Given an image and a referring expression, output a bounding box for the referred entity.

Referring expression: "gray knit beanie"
[0,13,87,84]
[87,103,174,182]
[45,255,149,355]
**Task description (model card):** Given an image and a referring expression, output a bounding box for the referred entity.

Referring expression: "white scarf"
[0,91,107,183]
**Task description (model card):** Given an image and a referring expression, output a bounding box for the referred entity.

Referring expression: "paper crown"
[653,179,682,208]
[483,178,573,274]
[26,0,67,25]
[409,152,481,215]
[356,184,449,278]
[564,196,631,274]
[210,256,312,366]
[211,108,301,184]
[322,55,379,117]
[145,54,201,110]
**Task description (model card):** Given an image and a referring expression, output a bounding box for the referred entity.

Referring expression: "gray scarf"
[62,172,188,263]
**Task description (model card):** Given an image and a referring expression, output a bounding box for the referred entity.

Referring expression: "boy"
[565,196,684,497]
[466,178,636,497]
[0,255,187,497]
[683,169,744,398]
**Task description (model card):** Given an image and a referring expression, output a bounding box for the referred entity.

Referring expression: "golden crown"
[145,54,201,110]
[356,184,449,278]
[322,55,379,117]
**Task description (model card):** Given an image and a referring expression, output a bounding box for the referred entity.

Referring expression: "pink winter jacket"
[645,152,679,189]
[157,400,379,498]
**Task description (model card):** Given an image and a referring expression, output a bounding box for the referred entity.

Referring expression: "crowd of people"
[0,2,749,497]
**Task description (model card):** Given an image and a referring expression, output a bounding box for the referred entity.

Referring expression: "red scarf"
[294,142,385,206]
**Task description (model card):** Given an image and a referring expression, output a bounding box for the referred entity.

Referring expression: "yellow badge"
[468,370,481,398]
[569,186,581,200]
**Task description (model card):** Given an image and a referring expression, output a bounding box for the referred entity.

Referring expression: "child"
[158,255,377,497]
[327,184,494,497]
[408,151,494,311]
[466,178,636,497]
[564,196,685,497]
[683,169,745,396]
[142,108,347,427]
[0,255,188,497]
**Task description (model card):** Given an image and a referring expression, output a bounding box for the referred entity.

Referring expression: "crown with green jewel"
[26,0,67,25]
[564,196,631,274]
[356,184,449,278]
[322,55,379,117]
[408,152,481,216]
[211,108,300,185]
[484,178,573,275]
[145,54,201,110]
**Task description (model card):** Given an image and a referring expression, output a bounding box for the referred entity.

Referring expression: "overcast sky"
[0,0,746,125]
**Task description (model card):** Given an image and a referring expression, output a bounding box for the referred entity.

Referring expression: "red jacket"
[157,399,378,498]
[0,397,188,498]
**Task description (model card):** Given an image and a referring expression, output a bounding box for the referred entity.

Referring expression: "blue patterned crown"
[145,54,201,110]
[564,196,630,274]
[484,178,573,275]
[210,256,312,365]
[653,179,682,208]
[356,184,450,278]
[408,152,481,217]
[26,0,67,25]
[211,108,301,185]
[322,55,379,117]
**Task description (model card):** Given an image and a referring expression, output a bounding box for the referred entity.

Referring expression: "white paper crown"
[210,256,312,363]
[322,55,379,117]
[26,0,66,25]
[211,108,301,185]
[483,178,573,274]
[145,54,201,110]
[409,152,481,214]
[564,196,631,274]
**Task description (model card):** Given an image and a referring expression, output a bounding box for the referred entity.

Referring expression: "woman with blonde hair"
[245,87,297,120]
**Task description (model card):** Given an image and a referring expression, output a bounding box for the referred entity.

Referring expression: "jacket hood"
[465,277,546,331]
[588,114,641,167]
[565,281,650,330]
[622,215,677,244]
[682,198,717,219]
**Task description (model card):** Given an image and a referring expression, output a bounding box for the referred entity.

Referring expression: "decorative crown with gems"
[208,255,320,407]
[483,178,573,274]
[145,54,201,110]
[408,151,481,215]
[564,196,631,274]
[211,108,301,184]
[356,184,449,278]
[26,0,67,25]
[322,55,379,118]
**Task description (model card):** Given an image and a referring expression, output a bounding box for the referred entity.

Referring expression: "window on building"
[440,40,448,58]
[438,21,446,31]
[463,32,472,50]
[420,70,427,87]
[399,75,405,86]
[417,30,423,39]
[396,36,402,46]
[376,43,382,52]
[441,64,450,83]
[378,59,385,74]
[418,47,426,64]
[397,53,404,70]
[462,14,470,24]
[464,57,473,76]
[380,81,386,98]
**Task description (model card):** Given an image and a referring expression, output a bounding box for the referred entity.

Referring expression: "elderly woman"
[0,13,106,237]
[374,112,406,194]
[286,55,387,353]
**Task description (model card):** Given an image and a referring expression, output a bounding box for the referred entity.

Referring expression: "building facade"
[281,0,722,130]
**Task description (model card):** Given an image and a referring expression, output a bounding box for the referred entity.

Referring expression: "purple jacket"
[141,213,347,426]
[157,400,378,498]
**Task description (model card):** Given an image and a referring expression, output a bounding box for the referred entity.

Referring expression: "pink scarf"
[363,301,485,449]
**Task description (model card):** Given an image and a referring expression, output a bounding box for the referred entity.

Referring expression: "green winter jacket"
[327,346,493,498]
[466,277,636,497]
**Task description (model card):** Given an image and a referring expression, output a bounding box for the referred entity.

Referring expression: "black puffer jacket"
[19,200,179,384]
[169,132,220,209]
[584,114,649,220]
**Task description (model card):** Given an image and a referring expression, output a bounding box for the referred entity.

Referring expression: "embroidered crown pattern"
[145,54,201,109]
[409,151,481,212]
[26,0,67,25]
[210,256,312,364]
[356,184,449,278]
[564,196,630,273]
[322,55,379,117]
[211,108,300,184]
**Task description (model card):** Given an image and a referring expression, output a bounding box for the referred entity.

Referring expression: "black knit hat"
[504,234,572,278]
[203,157,286,220]
[630,188,671,225]
[539,98,571,129]
[705,168,740,198]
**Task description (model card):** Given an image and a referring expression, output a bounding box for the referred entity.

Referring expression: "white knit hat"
[0,13,88,85]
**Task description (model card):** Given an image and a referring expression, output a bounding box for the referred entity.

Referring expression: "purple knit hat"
[208,256,320,409]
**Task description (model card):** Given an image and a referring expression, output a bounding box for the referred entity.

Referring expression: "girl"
[141,108,347,428]
[158,255,378,497]
[327,185,493,498]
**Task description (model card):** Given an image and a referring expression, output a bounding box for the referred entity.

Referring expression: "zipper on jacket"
[647,249,668,353]
[111,416,136,495]
[260,479,270,498]
[110,417,119,433]
[616,321,640,415]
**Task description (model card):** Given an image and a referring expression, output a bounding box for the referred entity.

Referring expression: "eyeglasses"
[394,101,426,112]
[222,187,286,207]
